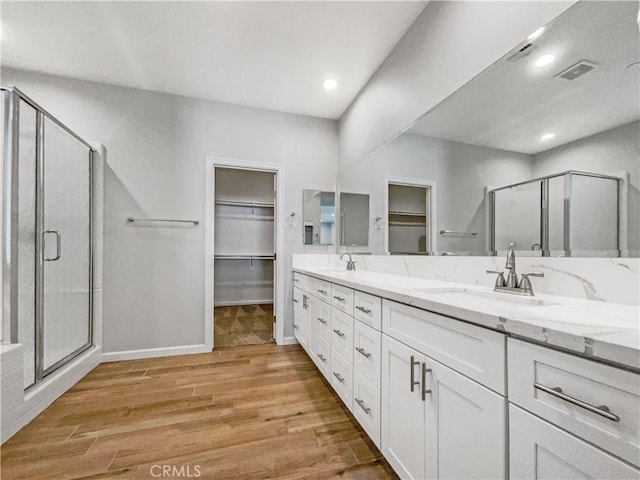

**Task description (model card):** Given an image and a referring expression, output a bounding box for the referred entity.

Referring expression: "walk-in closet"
[213,167,276,347]
[387,182,431,254]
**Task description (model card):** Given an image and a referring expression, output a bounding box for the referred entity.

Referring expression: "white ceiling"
[0,1,427,119]
[408,1,639,155]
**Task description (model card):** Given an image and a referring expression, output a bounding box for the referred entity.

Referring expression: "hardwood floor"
[1,344,399,480]
[214,304,274,348]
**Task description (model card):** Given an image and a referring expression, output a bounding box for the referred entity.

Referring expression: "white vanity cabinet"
[381,327,506,480]
[292,287,309,350]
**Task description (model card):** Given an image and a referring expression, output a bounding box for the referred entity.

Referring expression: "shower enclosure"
[1,86,94,390]
[489,170,621,257]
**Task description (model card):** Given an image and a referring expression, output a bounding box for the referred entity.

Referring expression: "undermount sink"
[410,287,563,307]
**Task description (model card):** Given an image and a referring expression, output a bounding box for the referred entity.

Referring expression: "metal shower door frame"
[1,85,95,388]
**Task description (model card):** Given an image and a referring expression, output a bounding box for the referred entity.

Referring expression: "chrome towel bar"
[126,217,199,226]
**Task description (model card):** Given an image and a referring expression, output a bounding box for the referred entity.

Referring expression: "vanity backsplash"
[292,254,640,306]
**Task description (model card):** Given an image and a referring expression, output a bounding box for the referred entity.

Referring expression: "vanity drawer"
[310,299,332,342]
[509,338,640,467]
[354,320,381,388]
[353,370,381,448]
[353,290,382,331]
[293,272,311,293]
[313,278,332,302]
[382,299,505,394]
[331,348,353,411]
[331,284,354,315]
[331,309,354,364]
[311,335,331,381]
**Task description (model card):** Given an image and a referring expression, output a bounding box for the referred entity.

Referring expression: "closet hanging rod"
[215,200,274,208]
[214,254,275,260]
[127,217,199,226]
[439,230,478,236]
[388,211,427,217]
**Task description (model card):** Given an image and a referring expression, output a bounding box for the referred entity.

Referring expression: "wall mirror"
[338,0,639,257]
[302,189,336,245]
[339,192,370,247]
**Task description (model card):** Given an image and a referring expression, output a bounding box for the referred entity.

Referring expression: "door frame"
[205,157,284,350]
[384,176,438,255]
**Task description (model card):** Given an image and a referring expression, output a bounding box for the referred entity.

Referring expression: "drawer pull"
[355,398,371,414]
[317,353,326,363]
[333,372,345,383]
[317,289,327,294]
[293,324,299,330]
[293,299,299,303]
[355,305,372,314]
[333,329,345,338]
[410,356,420,392]
[333,295,345,302]
[355,347,371,358]
[421,363,432,401]
[293,278,299,283]
[317,318,327,324]
[534,383,620,422]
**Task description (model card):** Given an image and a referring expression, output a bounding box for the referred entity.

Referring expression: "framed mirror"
[302,190,336,245]
[337,0,639,257]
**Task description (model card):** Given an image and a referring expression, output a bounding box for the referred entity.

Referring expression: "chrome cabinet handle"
[293,299,299,303]
[410,356,420,392]
[355,306,372,314]
[317,318,327,324]
[421,363,432,401]
[293,324,299,330]
[293,278,299,283]
[317,353,326,363]
[333,372,345,383]
[317,289,327,294]
[534,383,620,422]
[332,329,345,338]
[302,295,308,310]
[355,347,371,358]
[43,230,62,261]
[355,398,371,414]
[333,295,345,302]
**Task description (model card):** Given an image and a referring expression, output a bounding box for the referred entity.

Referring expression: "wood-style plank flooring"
[1,344,398,480]
[214,304,274,348]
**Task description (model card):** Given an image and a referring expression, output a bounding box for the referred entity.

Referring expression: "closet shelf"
[216,213,274,221]
[215,255,274,260]
[389,211,427,217]
[389,221,427,227]
[215,199,274,208]
[214,280,274,287]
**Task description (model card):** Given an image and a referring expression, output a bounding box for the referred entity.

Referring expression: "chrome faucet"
[486,243,544,296]
[340,252,356,271]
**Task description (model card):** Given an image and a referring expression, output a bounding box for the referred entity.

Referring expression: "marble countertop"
[293,267,640,371]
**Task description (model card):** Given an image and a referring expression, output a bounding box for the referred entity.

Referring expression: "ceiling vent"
[555,60,598,80]
[507,43,537,63]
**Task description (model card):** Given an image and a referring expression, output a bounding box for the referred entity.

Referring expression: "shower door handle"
[43,230,62,261]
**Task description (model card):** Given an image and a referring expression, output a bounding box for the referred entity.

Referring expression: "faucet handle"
[518,272,544,294]
[486,270,506,287]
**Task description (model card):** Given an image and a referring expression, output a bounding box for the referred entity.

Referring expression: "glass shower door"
[40,117,92,374]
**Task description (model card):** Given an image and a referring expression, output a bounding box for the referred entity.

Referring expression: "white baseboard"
[101,344,212,362]
[279,336,298,346]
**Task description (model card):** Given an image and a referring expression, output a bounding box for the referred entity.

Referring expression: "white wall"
[338,1,576,171]
[1,67,338,354]
[532,121,640,254]
[339,133,533,254]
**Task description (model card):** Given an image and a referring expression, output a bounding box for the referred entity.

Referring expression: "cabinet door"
[424,358,506,479]
[381,334,426,480]
[293,288,308,350]
[510,405,639,479]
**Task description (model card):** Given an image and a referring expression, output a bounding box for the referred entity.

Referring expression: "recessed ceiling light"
[535,54,556,68]
[323,78,337,91]
[527,27,545,41]
[541,133,556,141]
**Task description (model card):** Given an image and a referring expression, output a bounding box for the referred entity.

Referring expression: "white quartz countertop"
[293,267,640,371]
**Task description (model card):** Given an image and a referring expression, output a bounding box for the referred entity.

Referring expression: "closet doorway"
[385,178,437,255]
[212,166,277,348]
